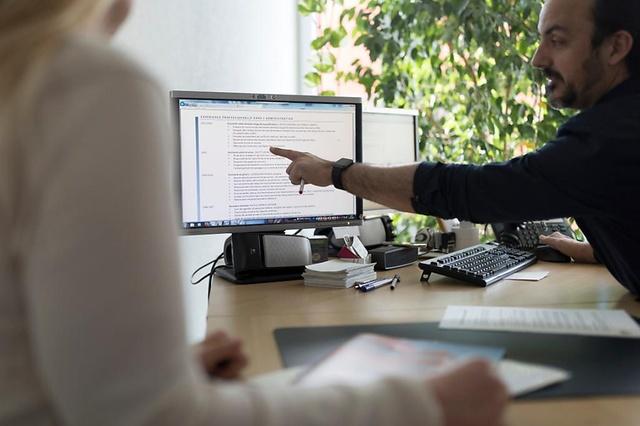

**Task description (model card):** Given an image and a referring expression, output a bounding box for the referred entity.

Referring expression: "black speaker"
[218,233,312,284]
[369,245,419,270]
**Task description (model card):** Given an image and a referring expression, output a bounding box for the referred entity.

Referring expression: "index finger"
[270,146,303,161]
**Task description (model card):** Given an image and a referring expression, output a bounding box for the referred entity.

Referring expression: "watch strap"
[332,158,354,190]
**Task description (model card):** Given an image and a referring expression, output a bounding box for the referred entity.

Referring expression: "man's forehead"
[538,0,594,34]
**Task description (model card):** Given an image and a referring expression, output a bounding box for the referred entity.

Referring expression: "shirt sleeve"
[411,124,608,223]
[21,60,443,426]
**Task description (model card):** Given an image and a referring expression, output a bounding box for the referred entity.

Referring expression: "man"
[0,1,508,425]
[271,0,640,294]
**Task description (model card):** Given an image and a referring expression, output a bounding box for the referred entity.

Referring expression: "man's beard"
[544,69,577,108]
[544,50,604,110]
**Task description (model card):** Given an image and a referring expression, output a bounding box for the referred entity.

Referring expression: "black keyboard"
[515,220,573,249]
[419,243,537,287]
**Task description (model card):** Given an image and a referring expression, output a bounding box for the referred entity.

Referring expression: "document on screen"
[179,101,356,224]
[439,305,640,338]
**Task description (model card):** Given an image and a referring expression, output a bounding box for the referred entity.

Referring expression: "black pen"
[389,274,400,290]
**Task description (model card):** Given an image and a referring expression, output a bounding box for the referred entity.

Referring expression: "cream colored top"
[0,36,442,426]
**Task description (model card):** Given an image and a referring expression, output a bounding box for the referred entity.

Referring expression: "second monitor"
[362,108,419,214]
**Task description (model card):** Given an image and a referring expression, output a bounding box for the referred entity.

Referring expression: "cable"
[191,252,224,300]
[190,259,216,285]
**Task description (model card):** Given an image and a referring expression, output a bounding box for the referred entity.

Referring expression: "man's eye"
[551,39,565,47]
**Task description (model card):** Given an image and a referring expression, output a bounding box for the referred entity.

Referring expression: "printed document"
[439,305,640,338]
[295,333,504,388]
[250,360,569,397]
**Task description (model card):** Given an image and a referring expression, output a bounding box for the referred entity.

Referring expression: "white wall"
[113,0,303,343]
[115,0,301,93]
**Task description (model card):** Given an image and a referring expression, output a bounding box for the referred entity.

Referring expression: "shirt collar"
[595,77,640,106]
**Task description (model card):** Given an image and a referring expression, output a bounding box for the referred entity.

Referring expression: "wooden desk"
[207,261,640,426]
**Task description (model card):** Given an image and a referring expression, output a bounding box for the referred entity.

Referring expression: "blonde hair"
[0,0,111,215]
[0,1,111,132]
[0,0,114,223]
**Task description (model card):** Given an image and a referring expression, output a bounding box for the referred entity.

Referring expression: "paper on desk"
[247,359,569,398]
[294,334,505,388]
[439,305,640,338]
[305,259,375,274]
[498,359,570,396]
[506,271,549,281]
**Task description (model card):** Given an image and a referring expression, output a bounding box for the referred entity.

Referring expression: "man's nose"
[531,44,549,69]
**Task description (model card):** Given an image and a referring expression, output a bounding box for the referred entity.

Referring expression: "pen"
[299,178,305,194]
[359,277,394,292]
[354,278,379,289]
[389,274,400,290]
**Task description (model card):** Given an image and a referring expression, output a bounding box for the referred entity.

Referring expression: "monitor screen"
[172,91,363,235]
[362,108,419,213]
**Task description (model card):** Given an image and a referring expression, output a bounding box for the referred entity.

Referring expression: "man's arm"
[272,121,605,224]
[270,147,419,212]
[342,163,419,212]
[539,233,598,263]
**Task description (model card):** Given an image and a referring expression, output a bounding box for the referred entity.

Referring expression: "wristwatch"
[331,158,355,190]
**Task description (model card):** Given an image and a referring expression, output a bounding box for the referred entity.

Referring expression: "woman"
[0,1,507,425]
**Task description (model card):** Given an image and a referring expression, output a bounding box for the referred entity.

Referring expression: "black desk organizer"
[274,321,640,399]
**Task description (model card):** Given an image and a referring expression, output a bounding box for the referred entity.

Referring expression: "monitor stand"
[213,233,307,285]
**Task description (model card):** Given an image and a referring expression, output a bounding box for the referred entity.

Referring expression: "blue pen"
[359,277,394,292]
[354,278,380,290]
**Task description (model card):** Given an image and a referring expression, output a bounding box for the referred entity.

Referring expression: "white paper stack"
[303,259,377,288]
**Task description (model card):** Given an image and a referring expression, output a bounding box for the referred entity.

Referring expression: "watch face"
[336,158,354,168]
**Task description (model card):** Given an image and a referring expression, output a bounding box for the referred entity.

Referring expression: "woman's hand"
[195,331,248,380]
[429,359,508,426]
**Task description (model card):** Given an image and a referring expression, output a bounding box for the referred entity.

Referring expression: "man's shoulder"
[559,85,640,137]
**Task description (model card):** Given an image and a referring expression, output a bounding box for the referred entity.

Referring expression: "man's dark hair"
[592,0,640,78]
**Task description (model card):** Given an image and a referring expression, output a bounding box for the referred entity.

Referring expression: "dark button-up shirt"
[412,78,640,294]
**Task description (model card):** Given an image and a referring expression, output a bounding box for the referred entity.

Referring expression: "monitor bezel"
[171,90,363,235]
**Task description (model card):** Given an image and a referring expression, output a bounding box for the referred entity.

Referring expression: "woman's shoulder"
[43,34,161,98]
[29,34,170,161]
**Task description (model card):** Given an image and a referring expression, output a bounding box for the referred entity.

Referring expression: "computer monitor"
[362,108,419,214]
[171,91,363,283]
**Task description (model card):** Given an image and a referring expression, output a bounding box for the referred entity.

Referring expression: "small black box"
[369,245,419,270]
[307,235,329,263]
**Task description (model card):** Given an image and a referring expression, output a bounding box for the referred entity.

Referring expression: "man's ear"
[606,30,634,67]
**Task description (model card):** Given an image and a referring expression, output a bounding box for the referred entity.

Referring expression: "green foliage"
[392,213,437,243]
[299,0,570,164]
[300,0,572,239]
